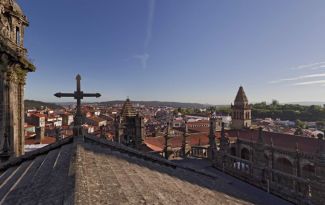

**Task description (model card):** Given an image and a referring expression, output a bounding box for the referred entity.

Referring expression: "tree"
[295,120,306,129]
[294,127,303,136]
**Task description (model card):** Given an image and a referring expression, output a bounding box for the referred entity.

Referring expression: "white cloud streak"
[145,0,156,50]
[292,61,325,70]
[134,0,156,70]
[293,80,325,86]
[270,73,325,84]
[134,53,149,71]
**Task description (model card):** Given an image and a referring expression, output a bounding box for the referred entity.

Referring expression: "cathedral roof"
[120,98,137,118]
[234,86,248,103]
[0,135,289,204]
[12,0,24,15]
[1,0,25,16]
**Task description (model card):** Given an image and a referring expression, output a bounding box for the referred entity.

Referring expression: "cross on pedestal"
[54,74,101,136]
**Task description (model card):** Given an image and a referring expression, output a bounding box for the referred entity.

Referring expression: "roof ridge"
[0,136,74,171]
[84,135,219,179]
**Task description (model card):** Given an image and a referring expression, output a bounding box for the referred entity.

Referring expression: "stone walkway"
[172,157,293,205]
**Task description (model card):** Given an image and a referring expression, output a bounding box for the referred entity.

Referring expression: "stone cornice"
[0,41,35,72]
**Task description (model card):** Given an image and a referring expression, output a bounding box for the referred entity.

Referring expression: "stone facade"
[0,0,35,158]
[231,86,252,129]
[210,130,325,204]
[205,88,325,204]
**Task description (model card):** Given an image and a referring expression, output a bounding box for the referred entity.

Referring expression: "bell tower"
[231,86,251,130]
[0,0,35,157]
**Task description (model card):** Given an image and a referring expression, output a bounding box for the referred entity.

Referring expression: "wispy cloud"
[133,53,149,71]
[293,80,325,86]
[292,61,325,70]
[145,0,156,50]
[270,73,325,84]
[134,0,156,70]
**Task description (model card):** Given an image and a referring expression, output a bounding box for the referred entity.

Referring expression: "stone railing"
[222,154,253,180]
[268,168,312,204]
[190,146,208,158]
[213,153,321,204]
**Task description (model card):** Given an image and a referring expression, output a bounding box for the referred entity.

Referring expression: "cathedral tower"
[0,0,35,157]
[117,98,145,149]
[231,86,251,130]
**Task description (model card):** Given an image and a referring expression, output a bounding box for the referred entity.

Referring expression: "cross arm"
[83,93,101,98]
[54,92,75,98]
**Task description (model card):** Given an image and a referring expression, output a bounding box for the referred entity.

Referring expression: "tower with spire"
[231,86,252,130]
[115,98,145,149]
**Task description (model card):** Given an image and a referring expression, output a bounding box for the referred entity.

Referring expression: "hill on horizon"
[25,100,64,110]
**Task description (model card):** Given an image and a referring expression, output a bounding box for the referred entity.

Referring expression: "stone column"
[208,116,217,160]
[17,69,26,155]
[311,135,325,204]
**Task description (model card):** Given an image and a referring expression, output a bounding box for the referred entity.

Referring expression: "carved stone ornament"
[0,53,9,72]
[0,4,10,38]
[15,68,26,85]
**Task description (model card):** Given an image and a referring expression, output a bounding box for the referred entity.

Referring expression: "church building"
[0,0,35,158]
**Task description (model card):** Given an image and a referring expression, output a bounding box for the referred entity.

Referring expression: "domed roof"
[1,0,24,16]
[12,0,24,15]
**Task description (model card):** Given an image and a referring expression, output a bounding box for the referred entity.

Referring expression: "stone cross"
[54,74,101,136]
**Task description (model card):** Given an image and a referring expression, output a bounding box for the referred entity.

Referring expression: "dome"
[12,0,24,15]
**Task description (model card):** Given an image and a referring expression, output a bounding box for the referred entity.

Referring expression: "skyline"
[18,0,325,104]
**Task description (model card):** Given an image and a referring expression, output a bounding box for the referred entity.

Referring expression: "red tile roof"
[145,129,320,154]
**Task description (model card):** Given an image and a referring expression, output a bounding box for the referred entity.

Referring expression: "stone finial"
[295,142,299,153]
[221,122,225,138]
[100,125,106,139]
[184,118,188,135]
[220,122,229,151]
[55,126,61,142]
[317,134,325,165]
[257,127,264,145]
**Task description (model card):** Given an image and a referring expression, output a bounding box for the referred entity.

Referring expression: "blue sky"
[18,0,325,104]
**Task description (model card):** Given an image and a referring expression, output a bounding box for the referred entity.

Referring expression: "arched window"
[276,157,293,174]
[16,27,20,45]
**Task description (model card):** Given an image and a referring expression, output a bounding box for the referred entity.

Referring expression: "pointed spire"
[221,122,225,139]
[121,98,137,118]
[234,86,248,104]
